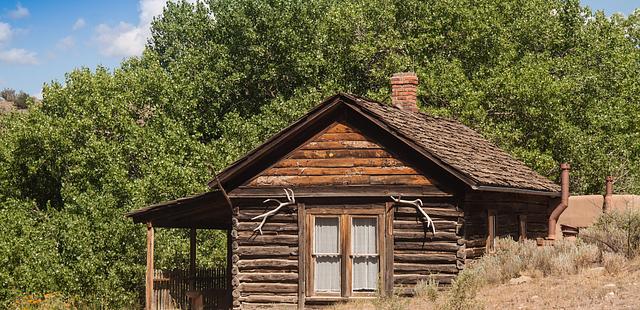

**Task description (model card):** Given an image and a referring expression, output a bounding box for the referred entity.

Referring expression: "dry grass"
[414,277,439,302]
[468,238,600,285]
[603,252,628,275]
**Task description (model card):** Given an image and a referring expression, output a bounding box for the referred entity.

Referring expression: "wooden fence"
[153,268,228,310]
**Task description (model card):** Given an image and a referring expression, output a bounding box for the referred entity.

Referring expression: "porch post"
[226,228,232,305]
[146,222,154,310]
[190,228,197,290]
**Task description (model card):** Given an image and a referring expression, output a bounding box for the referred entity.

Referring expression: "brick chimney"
[390,72,419,112]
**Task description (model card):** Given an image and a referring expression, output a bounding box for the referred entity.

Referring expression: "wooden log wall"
[244,123,438,189]
[462,192,552,261]
[234,200,300,310]
[392,201,464,295]
[231,206,240,310]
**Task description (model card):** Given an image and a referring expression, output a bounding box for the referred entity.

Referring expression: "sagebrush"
[581,209,640,258]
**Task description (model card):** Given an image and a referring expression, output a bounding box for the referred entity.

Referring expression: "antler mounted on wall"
[253,188,296,235]
[390,196,436,234]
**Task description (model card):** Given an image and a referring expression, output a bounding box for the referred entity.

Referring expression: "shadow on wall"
[558,195,640,235]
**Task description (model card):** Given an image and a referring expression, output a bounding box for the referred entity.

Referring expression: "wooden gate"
[153,268,228,309]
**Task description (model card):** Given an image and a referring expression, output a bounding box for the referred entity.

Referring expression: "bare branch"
[390,195,436,234]
[253,188,296,234]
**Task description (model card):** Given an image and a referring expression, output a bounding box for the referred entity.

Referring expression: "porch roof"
[126,190,231,229]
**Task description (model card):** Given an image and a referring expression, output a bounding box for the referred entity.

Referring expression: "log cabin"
[127,72,564,309]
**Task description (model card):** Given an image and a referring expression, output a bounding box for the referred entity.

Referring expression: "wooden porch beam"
[146,222,154,310]
[226,229,233,307]
[190,228,197,290]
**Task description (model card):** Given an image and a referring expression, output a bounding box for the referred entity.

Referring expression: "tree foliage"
[0,0,638,307]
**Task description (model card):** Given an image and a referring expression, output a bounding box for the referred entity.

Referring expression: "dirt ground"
[478,265,640,310]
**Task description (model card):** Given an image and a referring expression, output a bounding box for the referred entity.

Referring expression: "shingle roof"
[343,94,560,192]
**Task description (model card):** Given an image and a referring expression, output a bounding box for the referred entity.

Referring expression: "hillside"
[0,100,17,114]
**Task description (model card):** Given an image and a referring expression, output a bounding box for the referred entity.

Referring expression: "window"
[487,210,496,252]
[351,218,378,292]
[313,217,341,293]
[307,209,384,298]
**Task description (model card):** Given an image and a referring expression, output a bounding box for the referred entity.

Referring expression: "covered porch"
[127,189,233,310]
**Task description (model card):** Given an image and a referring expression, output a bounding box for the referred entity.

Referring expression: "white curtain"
[352,218,378,291]
[314,217,340,292]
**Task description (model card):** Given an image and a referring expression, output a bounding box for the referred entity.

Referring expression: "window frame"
[305,207,385,298]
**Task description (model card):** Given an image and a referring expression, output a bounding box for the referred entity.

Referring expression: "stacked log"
[392,202,464,295]
[235,202,299,309]
[463,192,552,261]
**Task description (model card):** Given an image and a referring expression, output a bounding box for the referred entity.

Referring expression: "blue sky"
[0,0,638,97]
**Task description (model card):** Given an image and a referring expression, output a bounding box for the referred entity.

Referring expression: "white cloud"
[56,36,75,50]
[95,22,146,57]
[72,18,86,30]
[94,0,169,57]
[0,22,12,44]
[93,0,197,57]
[9,3,29,19]
[0,48,38,65]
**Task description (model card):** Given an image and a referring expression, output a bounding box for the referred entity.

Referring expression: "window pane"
[315,256,340,292]
[352,218,377,254]
[315,217,339,254]
[353,257,378,291]
[352,218,378,291]
[314,217,340,292]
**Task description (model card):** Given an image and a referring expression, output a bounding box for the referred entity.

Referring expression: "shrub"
[602,252,627,275]
[469,238,600,284]
[434,238,601,310]
[581,209,640,258]
[14,92,30,109]
[439,269,482,310]
[414,276,439,302]
[1,88,16,102]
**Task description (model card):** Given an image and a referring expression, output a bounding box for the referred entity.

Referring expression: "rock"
[587,267,605,276]
[605,291,615,301]
[530,295,541,302]
[509,275,533,285]
[603,283,617,289]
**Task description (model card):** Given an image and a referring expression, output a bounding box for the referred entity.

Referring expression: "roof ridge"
[343,92,464,125]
